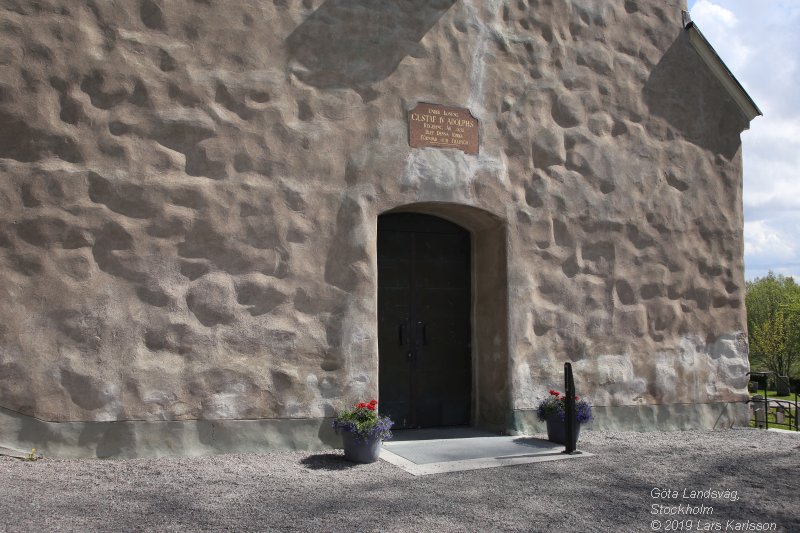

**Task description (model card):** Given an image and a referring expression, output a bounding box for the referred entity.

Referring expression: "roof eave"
[683,16,762,123]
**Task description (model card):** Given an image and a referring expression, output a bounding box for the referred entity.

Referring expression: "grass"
[749,392,798,430]
[749,390,798,402]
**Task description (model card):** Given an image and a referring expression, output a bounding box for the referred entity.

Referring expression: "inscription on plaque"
[408,103,479,155]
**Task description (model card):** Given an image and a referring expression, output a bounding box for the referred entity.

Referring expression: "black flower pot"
[545,413,581,445]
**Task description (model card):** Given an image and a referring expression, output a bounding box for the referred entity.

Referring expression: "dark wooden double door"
[378,213,471,429]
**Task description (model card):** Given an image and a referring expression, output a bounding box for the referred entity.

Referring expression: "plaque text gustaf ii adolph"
[408,103,479,155]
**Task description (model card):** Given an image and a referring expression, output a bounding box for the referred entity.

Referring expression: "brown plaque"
[408,103,479,155]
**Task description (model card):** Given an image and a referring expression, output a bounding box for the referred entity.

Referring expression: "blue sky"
[687,0,800,281]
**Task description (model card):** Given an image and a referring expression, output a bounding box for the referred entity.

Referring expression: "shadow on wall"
[643,31,749,160]
[286,0,457,99]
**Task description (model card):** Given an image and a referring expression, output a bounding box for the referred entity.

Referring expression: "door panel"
[378,213,471,429]
[377,230,412,427]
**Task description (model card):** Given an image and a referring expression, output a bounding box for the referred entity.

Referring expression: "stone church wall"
[0,0,750,457]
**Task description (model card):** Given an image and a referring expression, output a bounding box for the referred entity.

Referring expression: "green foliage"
[746,272,800,378]
[751,310,786,363]
[23,448,39,461]
[785,293,800,314]
[332,400,393,442]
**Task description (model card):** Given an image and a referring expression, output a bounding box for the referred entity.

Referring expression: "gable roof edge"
[682,11,762,123]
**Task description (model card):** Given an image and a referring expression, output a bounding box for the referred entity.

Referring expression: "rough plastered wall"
[496,0,751,430]
[0,0,750,456]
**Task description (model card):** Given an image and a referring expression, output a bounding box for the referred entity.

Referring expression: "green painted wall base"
[510,402,750,435]
[0,406,339,459]
[1,402,750,459]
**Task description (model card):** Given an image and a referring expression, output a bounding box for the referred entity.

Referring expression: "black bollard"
[563,362,579,454]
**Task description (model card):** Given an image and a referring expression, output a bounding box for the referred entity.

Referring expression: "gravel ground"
[1,429,798,532]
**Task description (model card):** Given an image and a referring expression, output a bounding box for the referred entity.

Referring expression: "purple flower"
[332,400,394,441]
[536,390,593,423]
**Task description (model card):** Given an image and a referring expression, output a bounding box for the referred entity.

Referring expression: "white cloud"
[691,0,738,27]
[743,220,800,281]
[744,221,794,259]
[690,0,751,72]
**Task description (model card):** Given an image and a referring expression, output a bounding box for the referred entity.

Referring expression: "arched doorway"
[378,213,471,428]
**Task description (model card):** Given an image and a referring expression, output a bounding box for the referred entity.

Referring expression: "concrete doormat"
[380,428,593,476]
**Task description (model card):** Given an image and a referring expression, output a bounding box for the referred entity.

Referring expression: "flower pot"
[545,413,581,445]
[341,432,382,464]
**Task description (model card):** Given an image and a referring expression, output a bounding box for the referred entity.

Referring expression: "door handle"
[398,323,403,346]
[417,321,427,346]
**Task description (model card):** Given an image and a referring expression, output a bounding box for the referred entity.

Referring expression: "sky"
[687,0,800,281]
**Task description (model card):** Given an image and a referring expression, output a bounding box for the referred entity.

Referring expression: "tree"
[750,310,789,376]
[784,293,800,314]
[745,272,800,379]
